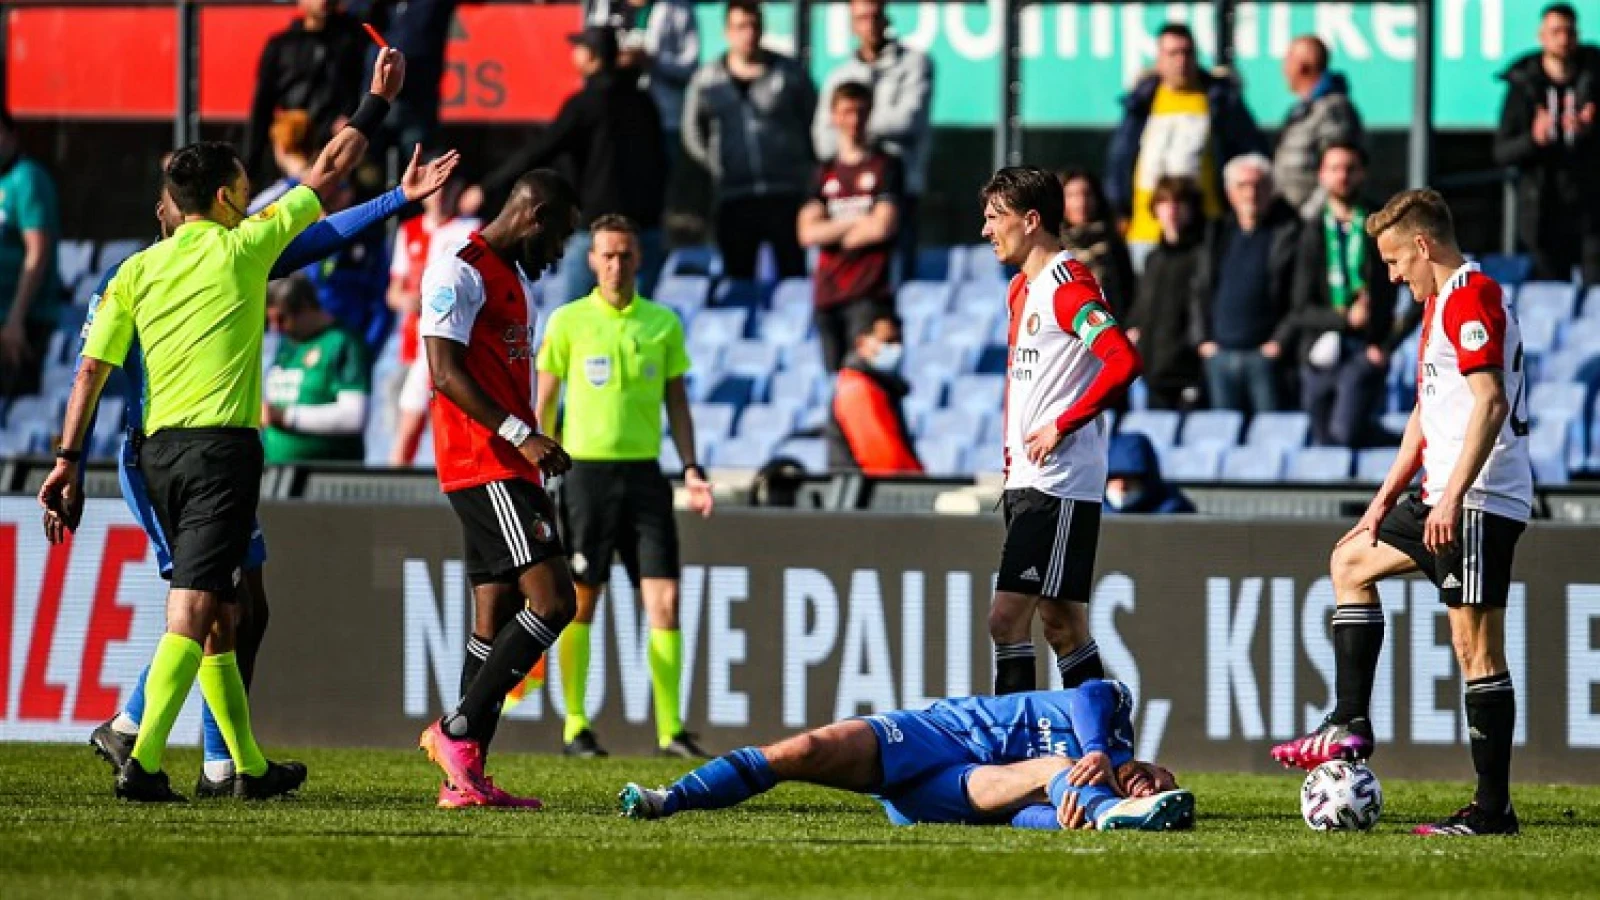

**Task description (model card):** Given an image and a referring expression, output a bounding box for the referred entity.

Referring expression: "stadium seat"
[1478,253,1532,289]
[898,280,952,320]
[797,401,831,433]
[710,435,778,469]
[737,403,798,440]
[1162,445,1221,482]
[947,374,1005,417]
[1118,409,1181,449]
[904,351,958,396]
[660,437,682,471]
[57,240,96,291]
[760,303,812,346]
[919,407,987,443]
[770,277,811,312]
[1181,409,1245,448]
[97,239,144,273]
[662,246,722,278]
[963,245,1004,283]
[721,340,781,379]
[1379,411,1411,436]
[690,307,750,346]
[712,278,766,309]
[705,376,756,409]
[974,344,1008,375]
[1521,314,1560,358]
[951,280,1007,323]
[1528,423,1570,485]
[776,437,827,472]
[918,436,965,475]
[1245,411,1311,451]
[690,403,737,442]
[91,398,125,447]
[1288,447,1354,483]
[1220,446,1285,482]
[1355,448,1398,483]
[1581,285,1600,320]
[1531,381,1586,428]
[768,369,818,409]
[778,340,824,373]
[1516,281,1577,322]
[654,275,711,313]
[914,247,951,281]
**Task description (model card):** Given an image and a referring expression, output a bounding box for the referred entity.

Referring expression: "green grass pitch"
[2,743,1598,898]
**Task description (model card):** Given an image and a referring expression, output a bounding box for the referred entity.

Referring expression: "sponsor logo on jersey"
[1460,320,1489,352]
[427,285,456,316]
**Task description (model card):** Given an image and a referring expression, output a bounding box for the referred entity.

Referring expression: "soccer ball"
[1300,760,1383,831]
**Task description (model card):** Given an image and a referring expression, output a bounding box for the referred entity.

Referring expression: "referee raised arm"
[38,48,406,803]
[535,214,713,759]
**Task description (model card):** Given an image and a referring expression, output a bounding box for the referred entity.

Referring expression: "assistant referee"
[536,214,714,759]
[38,49,405,801]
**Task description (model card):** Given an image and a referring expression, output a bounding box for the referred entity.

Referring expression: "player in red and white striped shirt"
[980,167,1143,696]
[1272,190,1532,837]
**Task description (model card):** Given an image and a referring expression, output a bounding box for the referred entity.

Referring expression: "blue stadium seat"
[1119,409,1181,449]
[689,403,737,443]
[963,245,1004,283]
[737,403,798,440]
[1478,254,1532,289]
[1182,409,1245,448]
[1516,281,1577,322]
[1162,445,1221,482]
[770,277,811,312]
[711,436,778,469]
[655,275,711,313]
[951,280,1007,323]
[947,374,1006,417]
[1245,411,1311,450]
[914,247,951,281]
[1531,381,1586,428]
[919,407,988,444]
[689,307,750,346]
[768,369,818,409]
[56,240,96,293]
[705,376,755,410]
[660,437,683,471]
[776,437,827,472]
[712,278,767,309]
[1355,448,1397,483]
[974,344,1008,375]
[663,246,722,278]
[1288,447,1353,483]
[97,239,144,273]
[1528,422,1570,485]
[918,436,966,476]
[1221,446,1285,482]
[1522,313,1560,358]
[721,340,781,379]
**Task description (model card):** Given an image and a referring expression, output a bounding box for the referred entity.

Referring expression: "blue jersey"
[921,679,1135,764]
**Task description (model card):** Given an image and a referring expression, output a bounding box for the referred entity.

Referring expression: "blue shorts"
[861,711,986,826]
[120,435,266,580]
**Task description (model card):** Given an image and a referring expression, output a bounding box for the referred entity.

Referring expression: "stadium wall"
[2,499,1598,784]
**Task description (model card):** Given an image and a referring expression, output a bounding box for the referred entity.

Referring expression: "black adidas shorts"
[558,460,680,587]
[995,489,1101,601]
[446,478,566,586]
[139,427,262,595]
[1376,493,1526,608]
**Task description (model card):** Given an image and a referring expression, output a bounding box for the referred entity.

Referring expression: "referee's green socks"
[559,623,593,743]
[197,652,269,777]
[130,633,203,773]
[650,628,684,747]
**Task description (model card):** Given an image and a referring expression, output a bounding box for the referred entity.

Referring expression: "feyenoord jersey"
[417,232,544,492]
[1003,251,1112,501]
[1416,262,1534,522]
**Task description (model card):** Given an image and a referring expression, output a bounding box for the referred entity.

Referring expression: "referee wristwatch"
[55,446,83,463]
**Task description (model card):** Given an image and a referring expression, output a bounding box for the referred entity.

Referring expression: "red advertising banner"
[7,4,582,124]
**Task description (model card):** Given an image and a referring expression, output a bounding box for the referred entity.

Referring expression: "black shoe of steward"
[115,759,186,803]
[563,729,609,758]
[659,732,711,759]
[90,719,134,773]
[235,760,308,800]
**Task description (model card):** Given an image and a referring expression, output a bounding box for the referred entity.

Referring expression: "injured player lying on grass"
[620,679,1194,831]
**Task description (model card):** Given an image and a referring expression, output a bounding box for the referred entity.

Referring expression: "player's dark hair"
[1056,168,1113,228]
[1367,188,1457,245]
[590,213,638,238]
[165,141,244,216]
[981,166,1065,236]
[1157,23,1195,45]
[831,81,873,109]
[1544,3,1578,25]
[266,273,319,313]
[512,168,580,221]
[1320,139,1369,167]
[726,0,763,25]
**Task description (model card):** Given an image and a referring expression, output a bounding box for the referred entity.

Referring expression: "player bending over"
[415,170,582,808]
[76,147,457,797]
[620,679,1193,832]
[1270,190,1533,836]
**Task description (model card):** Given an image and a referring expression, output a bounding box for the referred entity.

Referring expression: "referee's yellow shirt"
[82,185,322,434]
[537,290,691,461]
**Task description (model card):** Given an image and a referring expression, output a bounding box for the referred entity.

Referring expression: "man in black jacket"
[1126,175,1205,410]
[1280,142,1395,447]
[1193,154,1300,414]
[474,26,669,301]
[1494,3,1600,283]
[246,0,370,185]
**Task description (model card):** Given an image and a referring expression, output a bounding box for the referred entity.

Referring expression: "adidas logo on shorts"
[1441,574,1462,589]
[1020,566,1041,582]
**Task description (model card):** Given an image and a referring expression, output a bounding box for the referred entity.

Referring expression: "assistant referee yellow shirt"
[537,290,690,461]
[82,185,322,434]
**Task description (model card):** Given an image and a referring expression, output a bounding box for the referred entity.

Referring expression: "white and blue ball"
[1300,760,1383,831]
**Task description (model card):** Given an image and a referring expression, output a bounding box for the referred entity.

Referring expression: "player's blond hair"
[1366,189,1457,245]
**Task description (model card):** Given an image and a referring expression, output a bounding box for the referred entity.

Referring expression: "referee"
[536,214,713,759]
[38,49,405,801]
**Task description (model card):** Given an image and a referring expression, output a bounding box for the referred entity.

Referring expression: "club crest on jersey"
[1460,320,1489,352]
[304,347,322,368]
[585,355,612,387]
[1026,312,1041,335]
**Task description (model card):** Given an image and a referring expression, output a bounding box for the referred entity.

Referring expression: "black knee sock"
[1330,605,1385,724]
[1055,640,1104,689]
[460,635,504,750]
[1465,672,1515,814]
[994,642,1036,694]
[444,611,560,744]
[235,600,270,690]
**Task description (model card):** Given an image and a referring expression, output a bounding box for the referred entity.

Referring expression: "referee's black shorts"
[559,460,680,588]
[139,427,263,595]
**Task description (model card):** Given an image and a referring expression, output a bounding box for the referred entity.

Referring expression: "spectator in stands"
[828,313,922,475]
[0,108,63,401]
[1282,142,1395,448]
[799,81,903,372]
[1125,176,1205,410]
[1104,433,1194,514]
[245,0,369,186]
[1106,23,1266,270]
[1058,168,1135,317]
[249,110,314,213]
[471,25,669,301]
[370,0,457,154]
[1273,36,1364,218]
[812,0,933,279]
[684,0,817,280]
[262,275,370,464]
[1495,3,1600,283]
[586,0,700,172]
[300,170,394,356]
[1194,154,1300,415]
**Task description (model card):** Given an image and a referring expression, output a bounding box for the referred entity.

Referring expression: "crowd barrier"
[2,499,1597,783]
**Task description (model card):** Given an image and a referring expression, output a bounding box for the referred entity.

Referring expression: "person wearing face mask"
[1103,433,1193,515]
[828,314,922,475]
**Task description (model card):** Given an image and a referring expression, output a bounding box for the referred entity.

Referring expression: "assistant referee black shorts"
[139,427,263,595]
[446,478,566,586]
[995,488,1102,601]
[558,460,680,588]
[1377,493,1526,608]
